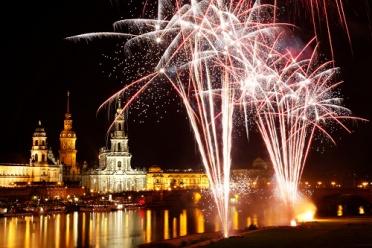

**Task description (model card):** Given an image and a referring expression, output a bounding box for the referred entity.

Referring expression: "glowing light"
[66,0,366,234]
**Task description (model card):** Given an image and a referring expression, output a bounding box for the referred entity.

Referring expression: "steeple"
[110,97,129,154]
[65,91,72,120]
[30,120,48,166]
[59,90,78,180]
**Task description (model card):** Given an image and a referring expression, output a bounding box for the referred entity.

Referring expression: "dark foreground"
[140,216,372,248]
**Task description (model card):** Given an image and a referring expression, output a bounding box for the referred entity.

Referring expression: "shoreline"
[139,216,372,248]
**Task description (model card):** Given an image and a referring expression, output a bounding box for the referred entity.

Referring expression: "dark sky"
[1,0,371,181]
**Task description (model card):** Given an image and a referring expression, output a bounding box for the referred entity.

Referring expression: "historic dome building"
[0,121,61,187]
[81,98,147,193]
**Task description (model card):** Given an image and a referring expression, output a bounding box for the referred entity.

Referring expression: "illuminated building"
[58,91,80,183]
[0,121,61,187]
[231,157,274,188]
[146,165,210,190]
[146,158,273,191]
[81,98,147,193]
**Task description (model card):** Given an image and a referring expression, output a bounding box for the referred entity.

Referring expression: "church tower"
[81,96,147,193]
[58,91,79,181]
[30,121,49,167]
[109,98,131,169]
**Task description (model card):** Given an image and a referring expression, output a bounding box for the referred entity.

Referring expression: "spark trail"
[239,38,365,224]
[66,0,365,236]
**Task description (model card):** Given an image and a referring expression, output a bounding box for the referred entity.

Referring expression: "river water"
[0,204,292,248]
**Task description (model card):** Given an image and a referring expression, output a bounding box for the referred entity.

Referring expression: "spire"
[118,96,122,109]
[67,90,70,114]
[116,96,123,115]
[65,90,72,119]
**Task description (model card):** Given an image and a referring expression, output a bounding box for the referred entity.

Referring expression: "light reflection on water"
[0,206,287,248]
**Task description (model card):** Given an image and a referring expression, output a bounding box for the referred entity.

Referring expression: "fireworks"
[66,0,365,236]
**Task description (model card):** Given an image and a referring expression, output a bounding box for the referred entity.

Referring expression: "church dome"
[33,121,46,137]
[252,157,268,169]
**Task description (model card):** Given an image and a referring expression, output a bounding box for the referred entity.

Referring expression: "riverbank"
[139,216,372,248]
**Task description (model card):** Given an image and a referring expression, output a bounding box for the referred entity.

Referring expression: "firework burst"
[66,0,366,235]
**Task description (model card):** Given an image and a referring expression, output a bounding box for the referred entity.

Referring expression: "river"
[0,204,293,248]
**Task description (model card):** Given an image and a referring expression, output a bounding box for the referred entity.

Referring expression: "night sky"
[1,1,371,181]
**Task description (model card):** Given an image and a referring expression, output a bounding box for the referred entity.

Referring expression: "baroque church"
[0,91,81,187]
[0,120,61,187]
[81,98,147,193]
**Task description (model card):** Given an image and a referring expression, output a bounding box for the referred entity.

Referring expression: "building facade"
[146,165,210,190]
[0,121,61,187]
[82,98,147,193]
[58,91,80,183]
[231,157,274,188]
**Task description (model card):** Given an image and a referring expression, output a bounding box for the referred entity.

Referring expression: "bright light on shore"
[295,197,317,222]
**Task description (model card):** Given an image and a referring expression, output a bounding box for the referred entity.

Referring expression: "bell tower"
[30,120,49,167]
[58,91,79,180]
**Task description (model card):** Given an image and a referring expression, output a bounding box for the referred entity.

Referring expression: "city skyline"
[1,0,371,179]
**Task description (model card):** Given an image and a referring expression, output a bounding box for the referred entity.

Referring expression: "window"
[118,143,121,151]
[118,161,122,169]
[35,140,38,146]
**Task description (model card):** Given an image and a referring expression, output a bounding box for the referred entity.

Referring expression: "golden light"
[359,206,365,214]
[194,192,201,203]
[331,182,335,187]
[294,197,317,222]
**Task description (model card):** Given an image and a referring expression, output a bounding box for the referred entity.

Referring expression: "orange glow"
[164,210,169,240]
[294,197,317,222]
[194,192,201,203]
[195,209,205,233]
[172,218,177,237]
[337,205,343,216]
[146,210,151,242]
[180,210,187,236]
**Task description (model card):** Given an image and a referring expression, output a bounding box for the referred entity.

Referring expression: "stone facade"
[146,165,210,190]
[0,122,61,187]
[81,98,147,193]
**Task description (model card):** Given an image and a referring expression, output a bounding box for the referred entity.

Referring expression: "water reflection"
[0,206,288,248]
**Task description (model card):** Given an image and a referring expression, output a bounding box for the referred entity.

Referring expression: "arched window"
[118,161,122,169]
[35,140,38,146]
[118,143,121,152]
